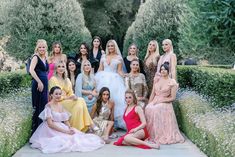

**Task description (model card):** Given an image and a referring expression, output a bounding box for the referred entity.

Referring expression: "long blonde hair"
[144,40,159,65]
[81,60,95,87]
[34,39,48,58]
[105,40,122,56]
[162,39,174,53]
[54,60,68,80]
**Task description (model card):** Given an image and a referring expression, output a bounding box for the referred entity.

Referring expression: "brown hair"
[125,89,137,105]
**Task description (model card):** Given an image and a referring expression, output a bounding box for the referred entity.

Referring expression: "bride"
[95,39,126,129]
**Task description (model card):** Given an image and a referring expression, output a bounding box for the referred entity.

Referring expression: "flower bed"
[0,88,32,157]
[174,89,235,157]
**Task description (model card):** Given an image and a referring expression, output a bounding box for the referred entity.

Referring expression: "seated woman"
[49,60,93,132]
[90,87,114,143]
[125,59,148,108]
[145,63,185,144]
[67,59,78,92]
[114,89,159,149]
[75,60,98,113]
[30,86,104,153]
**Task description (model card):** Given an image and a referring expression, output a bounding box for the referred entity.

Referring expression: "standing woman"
[156,39,177,80]
[29,39,49,133]
[125,59,148,108]
[145,63,184,145]
[90,36,105,73]
[48,41,67,80]
[66,59,78,92]
[49,60,94,132]
[75,42,90,74]
[75,60,98,113]
[123,44,145,75]
[143,40,160,96]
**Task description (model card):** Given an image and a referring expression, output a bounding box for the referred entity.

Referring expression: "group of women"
[29,36,184,153]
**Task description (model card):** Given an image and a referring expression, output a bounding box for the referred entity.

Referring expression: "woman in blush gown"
[30,86,104,153]
[95,39,126,129]
[145,63,184,145]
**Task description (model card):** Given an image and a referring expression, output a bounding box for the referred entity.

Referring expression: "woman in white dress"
[95,39,126,129]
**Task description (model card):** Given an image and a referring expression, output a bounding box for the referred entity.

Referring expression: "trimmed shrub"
[0,88,32,157]
[174,90,235,157]
[177,66,235,107]
[0,71,31,96]
[123,0,186,59]
[3,0,91,60]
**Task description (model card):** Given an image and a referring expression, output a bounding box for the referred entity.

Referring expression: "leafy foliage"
[2,0,91,60]
[78,0,141,51]
[174,90,235,157]
[178,0,235,64]
[0,88,32,157]
[177,66,235,107]
[123,0,186,59]
[0,71,31,96]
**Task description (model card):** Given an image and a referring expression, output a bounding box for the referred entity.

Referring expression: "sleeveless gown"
[95,56,126,129]
[114,106,150,149]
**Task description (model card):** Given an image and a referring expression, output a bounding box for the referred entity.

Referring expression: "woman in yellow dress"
[49,60,93,132]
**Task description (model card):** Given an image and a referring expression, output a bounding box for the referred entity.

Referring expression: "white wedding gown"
[95,55,126,129]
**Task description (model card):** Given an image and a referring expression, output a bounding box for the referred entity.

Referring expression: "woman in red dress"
[114,89,159,149]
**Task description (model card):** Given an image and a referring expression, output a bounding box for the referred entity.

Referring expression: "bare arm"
[170,54,177,80]
[148,83,155,103]
[109,101,115,121]
[90,103,97,119]
[117,62,125,77]
[47,117,70,134]
[98,60,104,71]
[29,56,41,84]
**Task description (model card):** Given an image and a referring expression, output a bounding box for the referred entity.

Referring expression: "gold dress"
[49,76,93,132]
[93,102,111,136]
[125,73,148,108]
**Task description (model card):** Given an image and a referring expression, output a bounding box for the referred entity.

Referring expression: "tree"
[123,0,186,59]
[178,0,235,64]
[78,0,141,51]
[3,0,91,60]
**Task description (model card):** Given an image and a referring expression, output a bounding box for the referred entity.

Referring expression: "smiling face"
[56,62,66,75]
[102,90,110,102]
[37,42,47,55]
[130,60,140,73]
[83,61,91,73]
[51,88,62,102]
[80,44,88,55]
[162,40,171,53]
[160,65,169,77]
[53,44,61,54]
[128,45,137,56]
[68,61,76,72]
[107,41,115,54]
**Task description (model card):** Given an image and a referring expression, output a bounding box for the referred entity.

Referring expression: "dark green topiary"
[3,0,91,60]
[177,66,235,107]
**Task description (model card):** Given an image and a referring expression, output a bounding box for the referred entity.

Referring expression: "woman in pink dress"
[156,39,177,80]
[145,63,184,145]
[114,89,159,149]
[48,41,67,80]
[29,86,104,153]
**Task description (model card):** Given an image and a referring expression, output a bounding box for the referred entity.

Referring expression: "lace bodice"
[101,55,122,73]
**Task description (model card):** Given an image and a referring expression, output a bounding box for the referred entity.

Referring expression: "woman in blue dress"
[29,39,49,133]
[75,60,98,113]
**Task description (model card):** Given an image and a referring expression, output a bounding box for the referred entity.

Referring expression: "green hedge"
[0,88,32,157]
[174,90,235,157]
[177,66,235,107]
[0,71,31,96]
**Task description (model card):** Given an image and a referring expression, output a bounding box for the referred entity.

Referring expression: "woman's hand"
[129,128,138,133]
[37,81,44,92]
[88,94,93,100]
[69,95,77,100]
[66,129,75,135]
